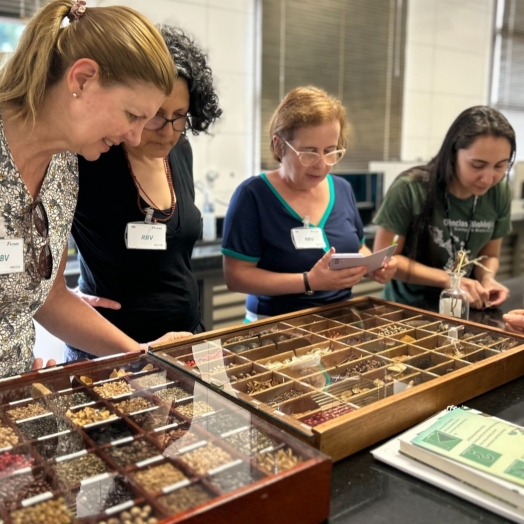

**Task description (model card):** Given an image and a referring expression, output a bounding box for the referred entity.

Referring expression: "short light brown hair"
[269,86,350,162]
[0,0,175,124]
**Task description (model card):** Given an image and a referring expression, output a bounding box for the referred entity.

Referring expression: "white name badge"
[290,227,327,250]
[125,223,167,250]
[0,238,24,274]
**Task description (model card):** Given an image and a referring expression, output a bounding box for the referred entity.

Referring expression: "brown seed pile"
[132,374,170,388]
[229,370,258,382]
[180,443,232,474]
[10,496,73,524]
[131,462,187,493]
[158,484,211,513]
[175,401,214,420]
[256,447,301,474]
[66,406,116,426]
[345,359,385,376]
[114,397,153,414]
[154,386,192,403]
[0,426,19,448]
[246,379,279,394]
[106,439,159,467]
[53,453,109,486]
[266,390,304,405]
[6,403,48,421]
[225,429,277,455]
[94,380,134,398]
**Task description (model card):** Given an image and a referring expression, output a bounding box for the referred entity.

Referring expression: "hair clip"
[62,0,86,26]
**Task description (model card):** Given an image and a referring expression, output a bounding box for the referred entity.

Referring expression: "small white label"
[9,397,32,405]
[0,445,13,453]
[178,440,207,454]
[208,459,243,476]
[80,472,112,486]
[21,492,53,507]
[38,430,70,441]
[16,412,53,424]
[37,366,63,373]
[105,500,134,515]
[111,436,134,447]
[83,417,118,429]
[12,466,31,476]
[55,449,88,462]
[150,381,175,390]
[439,298,463,319]
[161,479,190,494]
[129,406,157,416]
[0,375,21,383]
[153,422,179,433]
[135,455,163,468]
[57,388,73,394]
[220,426,250,438]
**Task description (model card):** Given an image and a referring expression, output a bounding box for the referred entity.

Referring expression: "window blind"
[261,0,406,171]
[493,0,524,110]
[0,0,44,19]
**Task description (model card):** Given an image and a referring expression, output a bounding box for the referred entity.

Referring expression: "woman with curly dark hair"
[64,26,222,361]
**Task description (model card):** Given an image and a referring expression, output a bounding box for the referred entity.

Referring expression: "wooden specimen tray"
[150,297,524,462]
[0,353,330,524]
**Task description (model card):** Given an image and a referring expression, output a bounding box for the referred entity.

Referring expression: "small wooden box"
[151,297,524,462]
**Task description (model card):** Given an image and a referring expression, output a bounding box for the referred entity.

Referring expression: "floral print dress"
[0,115,78,377]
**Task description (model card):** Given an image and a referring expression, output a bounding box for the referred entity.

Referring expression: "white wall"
[93,0,258,217]
[401,0,495,162]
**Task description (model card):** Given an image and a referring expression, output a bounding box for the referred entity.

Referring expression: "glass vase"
[439,271,469,320]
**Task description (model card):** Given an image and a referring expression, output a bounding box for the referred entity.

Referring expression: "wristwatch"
[303,272,314,295]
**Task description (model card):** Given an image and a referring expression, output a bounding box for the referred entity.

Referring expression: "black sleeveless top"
[72,137,202,342]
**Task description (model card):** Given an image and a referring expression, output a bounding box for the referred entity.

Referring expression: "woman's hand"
[480,275,509,307]
[140,331,194,351]
[503,310,524,334]
[307,248,368,291]
[76,288,121,310]
[31,358,57,371]
[368,257,398,284]
[460,278,490,310]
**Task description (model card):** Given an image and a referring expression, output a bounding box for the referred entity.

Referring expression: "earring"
[72,92,78,98]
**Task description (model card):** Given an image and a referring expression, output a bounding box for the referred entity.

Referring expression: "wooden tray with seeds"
[0,353,330,523]
[150,297,524,461]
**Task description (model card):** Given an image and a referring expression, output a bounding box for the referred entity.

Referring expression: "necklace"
[123,146,175,223]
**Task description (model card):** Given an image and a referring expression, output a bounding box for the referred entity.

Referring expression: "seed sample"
[50,391,92,412]
[175,401,214,420]
[153,386,192,403]
[98,504,158,524]
[344,359,385,376]
[17,414,65,440]
[10,496,73,524]
[0,451,34,476]
[53,453,109,486]
[130,462,187,493]
[76,475,133,514]
[202,412,249,435]
[376,325,406,337]
[130,410,174,431]
[34,431,85,460]
[210,466,264,493]
[0,471,51,508]
[113,396,153,414]
[302,405,355,427]
[229,369,259,383]
[132,374,171,388]
[0,426,19,448]
[225,429,277,456]
[179,443,233,475]
[6,403,48,421]
[66,406,116,427]
[94,380,135,398]
[256,447,302,474]
[246,379,279,394]
[106,438,159,467]
[158,483,211,514]
[84,419,133,445]
[266,390,304,405]
[158,431,201,456]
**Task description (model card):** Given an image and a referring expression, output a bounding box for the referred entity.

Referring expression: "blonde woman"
[222,86,397,321]
[0,0,180,376]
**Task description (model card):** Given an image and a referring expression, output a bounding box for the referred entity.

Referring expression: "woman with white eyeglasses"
[222,86,397,321]
[64,26,222,362]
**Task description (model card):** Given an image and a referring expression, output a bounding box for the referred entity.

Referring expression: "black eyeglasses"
[144,113,189,132]
[28,199,52,282]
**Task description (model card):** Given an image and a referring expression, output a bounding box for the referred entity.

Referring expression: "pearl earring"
[72,92,78,98]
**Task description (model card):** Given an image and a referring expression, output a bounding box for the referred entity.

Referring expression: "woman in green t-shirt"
[373,106,515,311]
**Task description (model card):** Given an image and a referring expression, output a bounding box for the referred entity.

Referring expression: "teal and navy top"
[221,173,364,317]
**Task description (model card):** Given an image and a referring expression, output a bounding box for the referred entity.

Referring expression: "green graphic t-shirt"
[373,173,511,308]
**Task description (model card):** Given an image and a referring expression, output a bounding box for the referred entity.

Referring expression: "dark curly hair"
[157,25,222,134]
